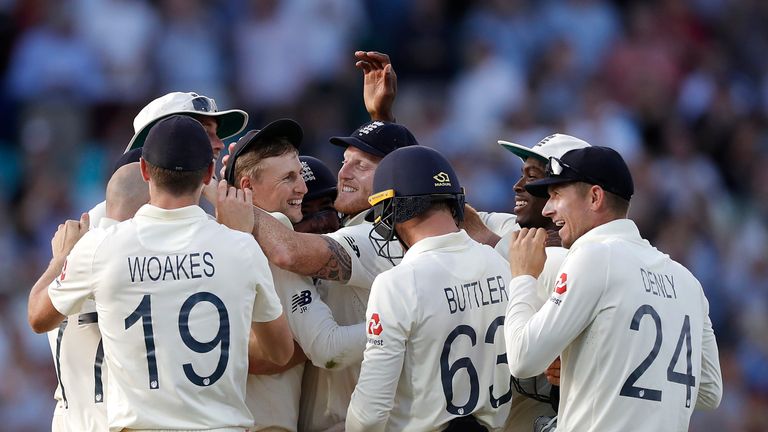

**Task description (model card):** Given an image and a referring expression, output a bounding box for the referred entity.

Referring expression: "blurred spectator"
[5,0,106,102]
[75,0,158,102]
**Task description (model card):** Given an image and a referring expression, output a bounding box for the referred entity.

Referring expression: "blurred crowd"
[0,0,766,430]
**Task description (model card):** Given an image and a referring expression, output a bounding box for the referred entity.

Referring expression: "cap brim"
[329,136,386,158]
[225,118,303,185]
[498,140,548,163]
[524,176,575,198]
[124,109,249,153]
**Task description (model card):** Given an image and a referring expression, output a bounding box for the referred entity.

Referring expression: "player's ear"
[139,158,150,183]
[240,175,252,191]
[589,185,604,210]
[202,161,215,185]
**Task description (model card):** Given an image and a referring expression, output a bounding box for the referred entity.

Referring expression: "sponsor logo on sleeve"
[367,313,384,345]
[291,290,312,313]
[549,273,568,306]
[555,273,567,295]
[59,259,68,281]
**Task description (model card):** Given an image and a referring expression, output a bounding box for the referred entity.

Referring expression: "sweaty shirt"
[505,219,722,432]
[347,230,514,432]
[49,204,282,431]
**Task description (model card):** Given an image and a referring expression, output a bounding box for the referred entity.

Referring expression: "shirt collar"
[98,217,119,229]
[342,210,370,227]
[402,230,471,263]
[134,204,208,221]
[569,219,650,251]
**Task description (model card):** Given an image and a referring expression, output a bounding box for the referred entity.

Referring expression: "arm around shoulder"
[252,208,352,282]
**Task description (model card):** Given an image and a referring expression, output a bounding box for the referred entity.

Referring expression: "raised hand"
[52,213,90,260]
[355,50,396,122]
[509,227,547,278]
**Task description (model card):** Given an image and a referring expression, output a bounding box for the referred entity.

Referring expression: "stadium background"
[0,0,766,430]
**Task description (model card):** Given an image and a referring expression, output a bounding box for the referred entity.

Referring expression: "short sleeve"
[325,224,396,289]
[48,230,105,317]
[247,240,283,322]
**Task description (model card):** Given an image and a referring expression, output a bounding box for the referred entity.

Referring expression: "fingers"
[355,61,372,74]
[354,51,391,69]
[80,212,90,232]
[244,187,253,205]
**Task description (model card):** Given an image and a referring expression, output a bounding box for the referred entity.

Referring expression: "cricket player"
[44,162,148,432]
[29,115,292,431]
[89,91,248,225]
[223,119,366,431]
[494,133,592,432]
[294,156,341,235]
[505,146,723,431]
[346,146,513,431]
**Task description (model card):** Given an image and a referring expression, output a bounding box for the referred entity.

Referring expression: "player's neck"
[148,189,202,210]
[397,211,460,249]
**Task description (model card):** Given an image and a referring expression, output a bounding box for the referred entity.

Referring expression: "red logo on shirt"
[59,259,68,281]
[555,273,567,294]
[367,313,383,336]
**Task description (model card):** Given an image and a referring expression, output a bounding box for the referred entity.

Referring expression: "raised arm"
[356,50,397,122]
[252,207,353,282]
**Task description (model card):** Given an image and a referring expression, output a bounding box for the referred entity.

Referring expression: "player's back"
[377,231,513,431]
[558,223,714,432]
[47,299,107,432]
[91,205,270,430]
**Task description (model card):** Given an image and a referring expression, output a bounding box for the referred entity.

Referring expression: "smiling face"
[542,182,597,248]
[334,146,382,216]
[245,152,307,223]
[513,157,556,229]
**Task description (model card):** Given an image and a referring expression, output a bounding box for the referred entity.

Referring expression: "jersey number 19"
[124,292,230,389]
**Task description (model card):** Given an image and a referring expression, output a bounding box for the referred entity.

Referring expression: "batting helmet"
[367,146,465,261]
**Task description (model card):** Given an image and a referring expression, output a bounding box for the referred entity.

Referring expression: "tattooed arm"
[251,207,353,283]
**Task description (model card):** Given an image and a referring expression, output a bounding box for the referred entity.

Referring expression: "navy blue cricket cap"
[300,156,337,201]
[329,121,418,158]
[141,115,213,171]
[525,146,634,201]
[225,118,303,185]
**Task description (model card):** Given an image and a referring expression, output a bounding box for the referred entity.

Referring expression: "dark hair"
[234,137,298,184]
[145,161,209,195]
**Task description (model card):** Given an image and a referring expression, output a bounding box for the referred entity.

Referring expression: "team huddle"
[27,52,722,432]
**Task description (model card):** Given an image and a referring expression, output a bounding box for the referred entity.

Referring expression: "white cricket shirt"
[49,204,282,431]
[299,211,516,431]
[247,213,365,432]
[47,216,117,432]
[505,219,723,432]
[346,230,513,432]
[495,233,567,432]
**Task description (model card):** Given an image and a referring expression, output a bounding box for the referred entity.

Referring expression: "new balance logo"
[291,290,312,313]
[344,236,360,257]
